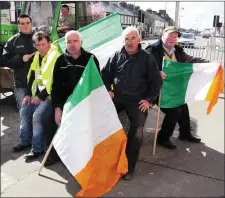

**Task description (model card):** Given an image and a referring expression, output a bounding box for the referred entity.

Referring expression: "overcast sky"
[132,2,224,31]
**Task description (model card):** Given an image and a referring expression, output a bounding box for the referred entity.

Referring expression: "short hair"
[17,14,32,24]
[61,4,69,11]
[122,26,140,39]
[32,31,51,43]
[65,30,82,41]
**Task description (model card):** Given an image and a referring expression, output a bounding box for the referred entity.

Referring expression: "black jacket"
[51,48,100,109]
[1,32,36,88]
[145,39,208,71]
[101,45,162,103]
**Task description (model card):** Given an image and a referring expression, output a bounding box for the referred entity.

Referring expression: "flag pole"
[152,91,162,155]
[38,141,54,175]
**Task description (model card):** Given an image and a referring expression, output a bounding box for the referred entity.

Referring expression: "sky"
[132,1,224,31]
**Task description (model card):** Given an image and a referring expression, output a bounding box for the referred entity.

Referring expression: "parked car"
[178,33,196,48]
[202,33,211,38]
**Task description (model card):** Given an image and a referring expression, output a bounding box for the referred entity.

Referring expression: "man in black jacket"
[145,26,207,150]
[101,26,162,180]
[47,30,100,166]
[2,14,36,110]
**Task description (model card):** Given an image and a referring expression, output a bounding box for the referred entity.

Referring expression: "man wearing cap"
[145,26,208,150]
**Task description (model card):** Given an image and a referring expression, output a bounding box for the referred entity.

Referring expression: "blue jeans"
[14,88,27,110]
[19,99,52,153]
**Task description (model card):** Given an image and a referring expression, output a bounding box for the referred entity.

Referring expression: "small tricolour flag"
[52,56,128,197]
[161,59,224,114]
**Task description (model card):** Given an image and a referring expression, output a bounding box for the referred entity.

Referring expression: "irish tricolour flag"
[161,59,224,114]
[52,56,128,197]
[55,12,123,70]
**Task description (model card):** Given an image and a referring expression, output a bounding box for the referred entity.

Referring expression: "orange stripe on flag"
[205,64,224,114]
[75,129,128,197]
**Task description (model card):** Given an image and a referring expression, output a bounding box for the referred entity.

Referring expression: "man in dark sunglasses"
[2,14,36,110]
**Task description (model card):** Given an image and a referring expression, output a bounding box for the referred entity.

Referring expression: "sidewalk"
[1,94,224,197]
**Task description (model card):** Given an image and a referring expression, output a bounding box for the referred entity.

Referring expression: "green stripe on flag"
[56,12,122,53]
[62,56,103,115]
[160,59,193,108]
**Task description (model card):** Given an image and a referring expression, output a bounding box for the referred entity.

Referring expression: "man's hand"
[55,107,62,126]
[31,96,41,105]
[22,95,31,108]
[22,52,35,63]
[108,91,114,99]
[160,71,167,79]
[139,99,152,113]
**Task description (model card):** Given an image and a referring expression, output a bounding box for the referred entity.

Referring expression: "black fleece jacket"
[1,32,36,88]
[101,44,162,103]
[51,48,100,109]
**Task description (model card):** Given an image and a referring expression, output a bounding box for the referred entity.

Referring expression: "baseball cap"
[163,26,181,37]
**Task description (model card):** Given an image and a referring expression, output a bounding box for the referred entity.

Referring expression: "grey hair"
[65,30,82,41]
[122,26,140,39]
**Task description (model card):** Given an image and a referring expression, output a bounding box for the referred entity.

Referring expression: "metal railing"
[182,38,224,64]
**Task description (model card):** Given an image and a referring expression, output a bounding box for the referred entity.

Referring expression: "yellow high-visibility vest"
[27,44,60,97]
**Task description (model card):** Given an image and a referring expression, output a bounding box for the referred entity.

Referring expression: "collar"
[162,43,176,56]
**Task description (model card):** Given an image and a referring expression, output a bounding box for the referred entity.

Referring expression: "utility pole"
[175,1,180,27]
[164,1,167,28]
[133,1,135,26]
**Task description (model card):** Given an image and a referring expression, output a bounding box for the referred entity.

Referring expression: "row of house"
[84,2,174,37]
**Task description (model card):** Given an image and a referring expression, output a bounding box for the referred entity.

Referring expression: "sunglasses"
[19,22,31,25]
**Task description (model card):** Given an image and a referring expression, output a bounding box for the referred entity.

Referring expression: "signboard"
[0,9,10,24]
[0,24,18,42]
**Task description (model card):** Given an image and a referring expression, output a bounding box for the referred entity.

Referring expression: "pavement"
[1,92,224,197]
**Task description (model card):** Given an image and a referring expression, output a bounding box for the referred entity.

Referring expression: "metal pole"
[164,1,167,28]
[133,1,135,26]
[175,1,180,27]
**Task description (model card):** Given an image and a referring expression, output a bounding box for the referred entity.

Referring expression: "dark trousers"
[158,103,191,142]
[114,98,148,173]
[44,111,59,161]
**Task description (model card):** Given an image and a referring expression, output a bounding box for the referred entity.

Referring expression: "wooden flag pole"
[152,91,162,155]
[38,141,54,175]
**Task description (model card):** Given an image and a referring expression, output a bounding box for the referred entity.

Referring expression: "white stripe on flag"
[53,85,122,176]
[90,36,123,70]
[185,63,219,102]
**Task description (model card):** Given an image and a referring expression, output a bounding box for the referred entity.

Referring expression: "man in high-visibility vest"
[12,31,60,162]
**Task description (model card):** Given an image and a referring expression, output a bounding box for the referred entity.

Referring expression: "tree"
[134,6,140,11]
[120,2,127,7]
[146,8,152,13]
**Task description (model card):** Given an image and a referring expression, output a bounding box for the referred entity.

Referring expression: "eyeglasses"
[19,22,31,25]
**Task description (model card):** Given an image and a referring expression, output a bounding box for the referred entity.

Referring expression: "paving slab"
[1,173,18,193]
[104,162,224,197]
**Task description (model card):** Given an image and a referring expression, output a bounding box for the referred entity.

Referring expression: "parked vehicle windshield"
[181,33,194,39]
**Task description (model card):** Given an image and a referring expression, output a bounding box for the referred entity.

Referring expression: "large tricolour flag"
[160,59,224,114]
[52,56,128,197]
[54,12,123,70]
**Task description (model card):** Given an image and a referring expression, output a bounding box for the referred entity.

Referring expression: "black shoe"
[157,139,177,150]
[179,134,201,143]
[44,157,59,167]
[12,144,31,152]
[122,172,134,180]
[24,151,44,162]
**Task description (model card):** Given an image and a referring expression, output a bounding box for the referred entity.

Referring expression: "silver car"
[178,33,196,48]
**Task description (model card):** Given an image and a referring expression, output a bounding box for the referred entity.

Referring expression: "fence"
[182,37,224,65]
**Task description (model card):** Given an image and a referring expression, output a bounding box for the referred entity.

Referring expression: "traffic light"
[217,22,222,28]
[213,15,220,27]
[141,13,145,23]
[138,10,141,22]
